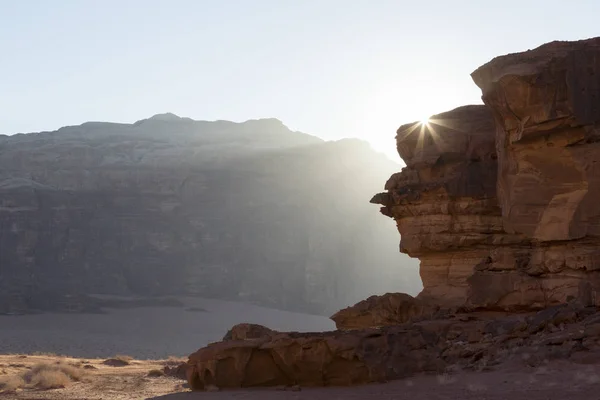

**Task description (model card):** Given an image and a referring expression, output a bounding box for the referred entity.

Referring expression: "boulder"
[330,292,437,330]
[187,305,600,390]
[187,324,447,390]
[222,323,276,341]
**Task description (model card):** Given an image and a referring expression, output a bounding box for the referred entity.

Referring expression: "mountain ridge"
[0,115,419,315]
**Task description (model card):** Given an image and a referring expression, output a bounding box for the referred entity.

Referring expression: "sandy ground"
[0,354,187,399]
[2,354,600,400]
[0,297,334,359]
[155,360,600,400]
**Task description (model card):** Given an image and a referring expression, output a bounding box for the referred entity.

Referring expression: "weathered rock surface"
[222,323,276,341]
[186,304,600,390]
[330,292,437,330]
[372,105,512,308]
[163,362,188,380]
[372,37,600,311]
[184,37,600,391]
[0,115,420,315]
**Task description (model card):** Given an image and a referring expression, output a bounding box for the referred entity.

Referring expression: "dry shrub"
[32,351,59,357]
[0,374,25,392]
[29,369,70,389]
[22,362,86,390]
[147,369,165,377]
[103,355,133,367]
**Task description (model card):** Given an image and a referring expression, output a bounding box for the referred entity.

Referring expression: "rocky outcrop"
[469,38,600,308]
[184,37,600,391]
[186,304,600,390]
[372,105,513,308]
[222,323,276,341]
[372,37,600,311]
[0,116,420,315]
[330,292,437,330]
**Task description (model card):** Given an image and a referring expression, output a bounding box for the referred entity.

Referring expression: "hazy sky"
[1,1,599,160]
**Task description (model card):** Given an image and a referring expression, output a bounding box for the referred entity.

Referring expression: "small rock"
[147,369,165,377]
[290,385,301,391]
[103,358,130,367]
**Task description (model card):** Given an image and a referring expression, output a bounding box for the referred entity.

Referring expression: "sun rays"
[396,117,446,160]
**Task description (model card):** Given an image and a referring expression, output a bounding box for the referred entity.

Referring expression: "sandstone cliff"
[184,37,600,392]
[0,115,420,315]
[372,37,600,311]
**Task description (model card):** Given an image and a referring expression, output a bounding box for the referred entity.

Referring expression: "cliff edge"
[184,37,600,391]
[372,37,600,311]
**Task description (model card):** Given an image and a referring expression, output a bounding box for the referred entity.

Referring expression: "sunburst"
[397,117,445,161]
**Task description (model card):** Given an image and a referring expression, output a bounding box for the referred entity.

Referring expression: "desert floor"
[2,354,600,400]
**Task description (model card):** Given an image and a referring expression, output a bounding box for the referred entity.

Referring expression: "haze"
[2,0,599,161]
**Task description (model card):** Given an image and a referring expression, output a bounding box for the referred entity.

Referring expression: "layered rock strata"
[186,303,600,389]
[330,292,437,330]
[373,37,600,311]
[0,116,419,315]
[185,37,600,391]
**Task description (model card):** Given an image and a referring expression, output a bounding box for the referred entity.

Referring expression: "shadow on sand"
[147,390,311,400]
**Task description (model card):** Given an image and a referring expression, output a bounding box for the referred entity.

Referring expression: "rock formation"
[186,303,600,389]
[222,323,276,341]
[0,116,420,315]
[372,105,505,308]
[373,37,600,311]
[185,37,600,391]
[330,292,436,330]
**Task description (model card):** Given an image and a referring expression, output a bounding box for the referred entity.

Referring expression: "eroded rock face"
[330,292,437,330]
[373,37,600,311]
[186,37,600,391]
[372,105,514,308]
[471,38,600,242]
[187,323,443,389]
[187,304,600,390]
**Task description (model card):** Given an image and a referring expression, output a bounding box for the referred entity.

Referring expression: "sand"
[2,354,599,400]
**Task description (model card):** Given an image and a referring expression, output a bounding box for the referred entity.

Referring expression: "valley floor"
[2,354,599,400]
[0,354,186,399]
[0,296,334,359]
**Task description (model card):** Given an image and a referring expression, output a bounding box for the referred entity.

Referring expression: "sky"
[1,1,599,161]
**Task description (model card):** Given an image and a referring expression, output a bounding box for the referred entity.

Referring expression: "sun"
[420,116,430,125]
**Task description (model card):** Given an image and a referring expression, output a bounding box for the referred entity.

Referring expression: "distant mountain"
[0,115,420,315]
